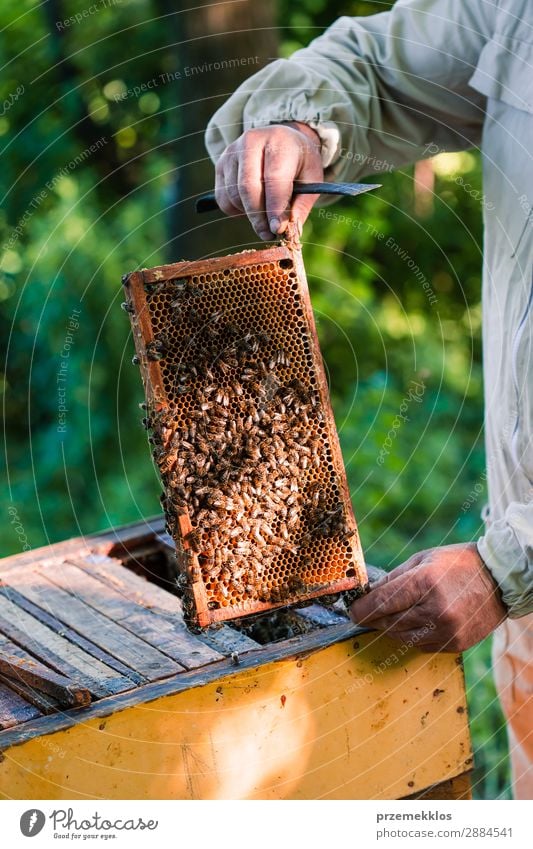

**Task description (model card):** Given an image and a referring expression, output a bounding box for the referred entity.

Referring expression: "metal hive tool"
[122,223,367,628]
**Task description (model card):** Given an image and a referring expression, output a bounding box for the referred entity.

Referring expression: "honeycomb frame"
[123,230,367,627]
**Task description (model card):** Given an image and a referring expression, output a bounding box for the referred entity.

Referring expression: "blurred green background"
[0,0,510,797]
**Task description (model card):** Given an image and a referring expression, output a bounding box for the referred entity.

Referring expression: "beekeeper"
[205,0,533,797]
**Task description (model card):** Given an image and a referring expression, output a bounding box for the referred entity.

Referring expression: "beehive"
[122,228,367,627]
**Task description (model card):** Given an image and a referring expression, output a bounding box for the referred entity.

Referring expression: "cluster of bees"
[138,276,354,614]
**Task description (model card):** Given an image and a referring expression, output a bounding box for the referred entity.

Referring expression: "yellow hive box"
[0,518,472,800]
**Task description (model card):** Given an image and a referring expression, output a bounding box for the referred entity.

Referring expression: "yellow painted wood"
[0,632,472,800]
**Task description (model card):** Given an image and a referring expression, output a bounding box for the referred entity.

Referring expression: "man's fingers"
[359,604,435,634]
[370,549,432,590]
[215,156,242,217]
[238,144,269,239]
[287,144,323,233]
[290,194,320,235]
[263,141,300,236]
[214,125,324,238]
[385,626,441,651]
[350,567,429,624]
[223,154,243,213]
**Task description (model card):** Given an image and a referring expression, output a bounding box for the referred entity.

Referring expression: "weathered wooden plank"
[81,553,186,616]
[295,603,349,627]
[84,554,261,659]
[70,557,225,668]
[200,625,260,656]
[0,682,41,730]
[0,585,144,686]
[2,568,182,682]
[0,675,62,716]
[0,593,134,698]
[0,515,166,573]
[0,635,90,708]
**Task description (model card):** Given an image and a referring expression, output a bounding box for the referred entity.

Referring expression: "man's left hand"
[349,543,508,652]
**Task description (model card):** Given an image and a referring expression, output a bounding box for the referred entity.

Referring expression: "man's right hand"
[214,123,324,241]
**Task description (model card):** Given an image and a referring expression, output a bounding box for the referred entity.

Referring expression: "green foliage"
[0,0,509,799]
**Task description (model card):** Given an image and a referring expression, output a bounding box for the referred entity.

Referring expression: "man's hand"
[350,543,507,652]
[214,123,324,240]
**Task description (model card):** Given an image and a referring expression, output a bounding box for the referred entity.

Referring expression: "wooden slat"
[82,553,189,616]
[128,246,292,285]
[201,626,261,656]
[0,681,41,729]
[0,675,62,716]
[73,556,226,668]
[0,515,166,574]
[295,603,349,627]
[2,568,182,682]
[0,635,90,708]
[62,560,224,669]
[0,593,134,698]
[81,556,266,658]
[0,585,144,686]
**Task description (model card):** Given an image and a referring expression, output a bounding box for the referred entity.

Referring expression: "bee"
[190,564,202,582]
[173,278,202,298]
[252,526,267,546]
[146,345,164,362]
[287,508,299,529]
[258,585,270,602]
[217,358,231,376]
[184,528,204,553]
[236,332,257,356]
[151,446,165,463]
[188,307,201,323]
[215,389,231,406]
[209,308,225,324]
[269,348,290,369]
[248,380,266,398]
[217,347,238,369]
[224,322,239,339]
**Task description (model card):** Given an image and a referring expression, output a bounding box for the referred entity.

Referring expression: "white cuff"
[477,502,533,618]
[305,120,342,168]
